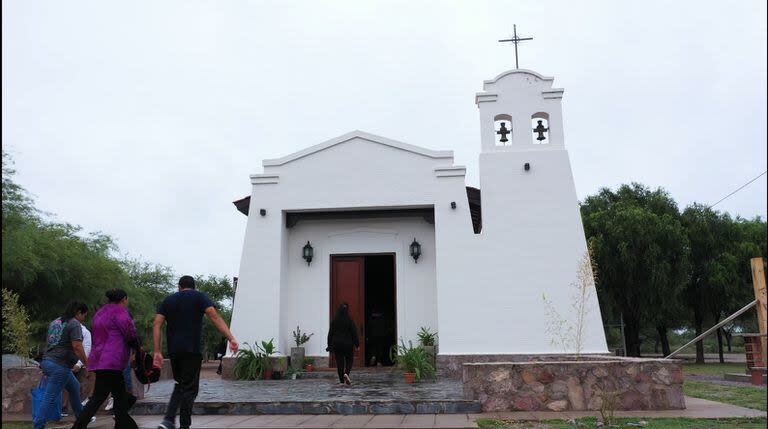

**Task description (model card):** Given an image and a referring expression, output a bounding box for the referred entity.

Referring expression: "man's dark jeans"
[164,354,202,429]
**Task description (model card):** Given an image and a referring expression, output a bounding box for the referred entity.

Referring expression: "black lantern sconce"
[302,241,314,266]
[524,162,530,171]
[450,201,457,209]
[259,209,267,216]
[409,238,422,263]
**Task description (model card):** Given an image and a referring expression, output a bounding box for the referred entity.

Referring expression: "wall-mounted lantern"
[524,162,530,171]
[450,201,457,209]
[259,209,267,216]
[302,241,314,266]
[409,238,422,263]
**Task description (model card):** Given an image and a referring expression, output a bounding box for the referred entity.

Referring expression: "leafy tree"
[581,183,689,357]
[196,275,235,360]
[681,204,742,363]
[122,259,176,347]
[2,151,238,359]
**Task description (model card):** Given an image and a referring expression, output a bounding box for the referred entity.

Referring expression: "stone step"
[131,399,481,415]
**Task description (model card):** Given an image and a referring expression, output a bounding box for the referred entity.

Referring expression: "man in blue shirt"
[153,276,239,429]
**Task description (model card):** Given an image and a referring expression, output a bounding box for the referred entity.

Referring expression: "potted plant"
[303,356,315,372]
[259,339,276,380]
[392,339,435,384]
[290,326,314,370]
[233,343,263,380]
[417,327,438,366]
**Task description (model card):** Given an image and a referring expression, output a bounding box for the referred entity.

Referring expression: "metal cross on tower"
[498,24,533,69]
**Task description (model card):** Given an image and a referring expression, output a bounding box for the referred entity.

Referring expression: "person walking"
[34,302,90,429]
[71,289,139,429]
[63,321,92,416]
[327,303,360,385]
[153,275,239,429]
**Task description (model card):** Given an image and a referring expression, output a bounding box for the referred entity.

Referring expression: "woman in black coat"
[327,303,359,385]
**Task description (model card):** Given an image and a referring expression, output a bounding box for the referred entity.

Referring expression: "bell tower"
[469,67,607,354]
[475,69,565,152]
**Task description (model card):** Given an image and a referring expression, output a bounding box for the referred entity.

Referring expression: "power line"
[709,170,767,209]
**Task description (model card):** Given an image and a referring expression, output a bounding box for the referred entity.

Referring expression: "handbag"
[133,346,161,385]
[31,375,62,422]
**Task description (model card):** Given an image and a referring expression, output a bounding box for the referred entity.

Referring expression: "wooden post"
[751,257,767,366]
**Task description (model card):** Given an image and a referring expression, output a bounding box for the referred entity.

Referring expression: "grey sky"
[3,1,766,278]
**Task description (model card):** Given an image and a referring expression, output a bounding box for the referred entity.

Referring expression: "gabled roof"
[262,130,454,167]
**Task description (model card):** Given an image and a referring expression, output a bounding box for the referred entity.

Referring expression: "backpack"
[133,347,161,385]
[46,318,66,351]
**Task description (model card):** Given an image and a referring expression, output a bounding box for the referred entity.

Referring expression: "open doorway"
[330,254,396,367]
[364,255,396,367]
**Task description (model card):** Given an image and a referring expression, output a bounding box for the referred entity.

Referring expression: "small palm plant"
[391,339,436,383]
[417,327,437,347]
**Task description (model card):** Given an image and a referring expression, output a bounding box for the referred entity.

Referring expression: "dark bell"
[496,122,511,143]
[533,120,548,141]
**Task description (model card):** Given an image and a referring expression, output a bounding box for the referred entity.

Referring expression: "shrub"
[292,326,313,347]
[233,343,263,380]
[233,339,276,380]
[2,288,31,360]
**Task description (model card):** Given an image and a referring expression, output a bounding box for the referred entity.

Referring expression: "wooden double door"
[330,254,395,367]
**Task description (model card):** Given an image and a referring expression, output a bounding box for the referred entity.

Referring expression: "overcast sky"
[3,1,766,278]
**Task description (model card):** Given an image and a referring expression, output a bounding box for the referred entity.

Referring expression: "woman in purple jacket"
[71,289,138,429]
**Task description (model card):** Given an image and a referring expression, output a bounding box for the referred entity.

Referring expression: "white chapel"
[229,68,608,368]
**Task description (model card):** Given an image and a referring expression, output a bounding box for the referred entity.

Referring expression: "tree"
[196,275,236,360]
[681,204,741,364]
[581,183,689,357]
[122,259,176,345]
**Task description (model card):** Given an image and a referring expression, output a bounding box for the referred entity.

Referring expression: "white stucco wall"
[231,69,608,360]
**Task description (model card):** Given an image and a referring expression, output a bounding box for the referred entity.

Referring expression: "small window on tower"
[494,114,512,146]
[531,112,550,144]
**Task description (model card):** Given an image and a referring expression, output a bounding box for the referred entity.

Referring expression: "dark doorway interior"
[363,255,396,367]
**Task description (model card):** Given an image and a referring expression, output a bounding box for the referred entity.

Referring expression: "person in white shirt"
[77,324,94,405]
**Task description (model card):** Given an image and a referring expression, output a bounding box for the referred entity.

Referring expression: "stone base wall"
[308,355,330,369]
[438,354,611,379]
[462,356,684,412]
[2,365,40,413]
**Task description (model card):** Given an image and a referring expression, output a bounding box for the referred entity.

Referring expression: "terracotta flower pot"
[404,372,416,384]
[263,368,274,380]
[305,364,314,372]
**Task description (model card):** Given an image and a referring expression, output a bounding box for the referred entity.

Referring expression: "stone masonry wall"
[462,357,684,412]
[438,354,612,379]
[2,365,40,413]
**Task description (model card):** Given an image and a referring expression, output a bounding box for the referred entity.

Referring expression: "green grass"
[685,380,767,411]
[1,423,31,429]
[683,362,747,376]
[477,417,767,428]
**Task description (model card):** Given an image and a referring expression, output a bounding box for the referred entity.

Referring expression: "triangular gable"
[262,130,454,167]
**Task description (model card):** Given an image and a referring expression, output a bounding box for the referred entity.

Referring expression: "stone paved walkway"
[134,373,480,415]
[4,397,765,428]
